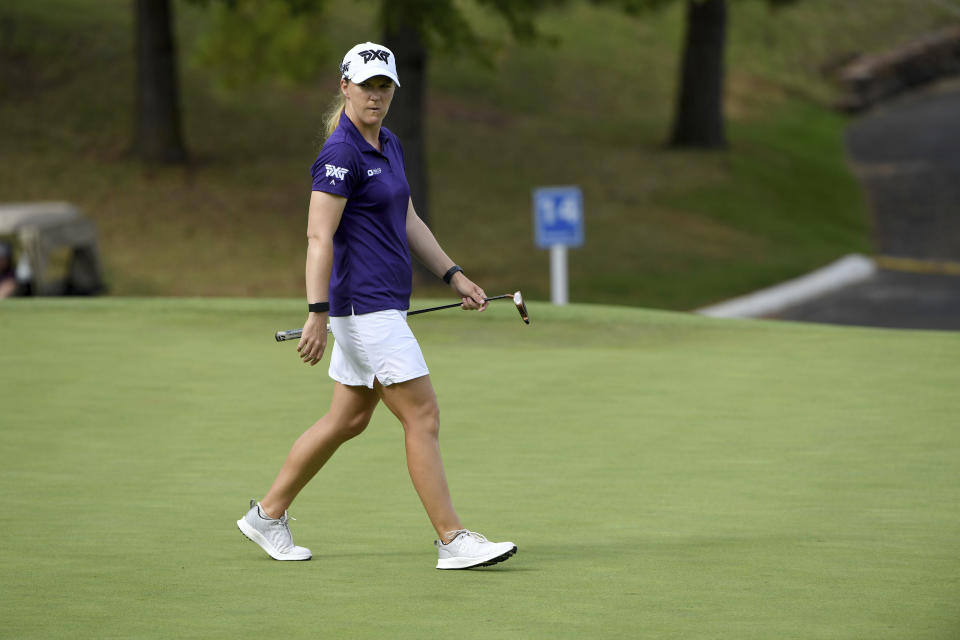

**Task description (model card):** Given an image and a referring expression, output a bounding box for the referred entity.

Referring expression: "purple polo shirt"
[311,110,412,316]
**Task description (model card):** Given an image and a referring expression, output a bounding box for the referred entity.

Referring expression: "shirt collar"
[339,110,389,155]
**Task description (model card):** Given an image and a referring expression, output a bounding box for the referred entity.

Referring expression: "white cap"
[339,42,401,87]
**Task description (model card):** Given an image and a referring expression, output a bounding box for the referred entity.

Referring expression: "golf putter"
[274,290,530,342]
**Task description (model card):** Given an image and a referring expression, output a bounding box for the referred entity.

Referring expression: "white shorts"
[328,309,430,388]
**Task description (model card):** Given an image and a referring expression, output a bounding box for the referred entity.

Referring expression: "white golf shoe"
[435,529,517,569]
[237,500,312,561]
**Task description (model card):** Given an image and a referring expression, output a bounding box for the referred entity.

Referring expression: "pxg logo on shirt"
[325,164,349,181]
[358,49,390,64]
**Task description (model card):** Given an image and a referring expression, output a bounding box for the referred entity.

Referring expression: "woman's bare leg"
[376,375,462,541]
[259,382,379,518]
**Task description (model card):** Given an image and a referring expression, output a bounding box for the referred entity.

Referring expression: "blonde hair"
[322,89,346,140]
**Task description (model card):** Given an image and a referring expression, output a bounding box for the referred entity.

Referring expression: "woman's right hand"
[297,313,328,366]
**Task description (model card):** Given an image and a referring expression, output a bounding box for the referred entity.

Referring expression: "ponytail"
[323,91,346,140]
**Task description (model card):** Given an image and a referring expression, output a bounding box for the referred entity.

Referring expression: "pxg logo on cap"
[359,49,390,63]
[340,42,401,87]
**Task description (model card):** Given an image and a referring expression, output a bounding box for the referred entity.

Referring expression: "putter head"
[513,291,530,324]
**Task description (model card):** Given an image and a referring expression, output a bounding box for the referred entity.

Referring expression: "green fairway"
[1,298,958,639]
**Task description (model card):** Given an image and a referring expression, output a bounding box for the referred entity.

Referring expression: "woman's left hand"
[451,273,488,311]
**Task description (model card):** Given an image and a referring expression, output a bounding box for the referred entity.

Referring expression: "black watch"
[442,265,463,284]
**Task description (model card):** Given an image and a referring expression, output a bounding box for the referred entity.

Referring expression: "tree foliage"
[382,0,563,55]
[187,0,562,90]
[188,0,330,89]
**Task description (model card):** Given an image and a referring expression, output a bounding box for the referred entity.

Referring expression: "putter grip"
[274,323,332,342]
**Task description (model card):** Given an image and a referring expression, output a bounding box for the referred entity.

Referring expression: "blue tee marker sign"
[533,186,583,305]
[533,186,584,249]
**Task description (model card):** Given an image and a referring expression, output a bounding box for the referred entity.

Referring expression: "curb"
[874,255,960,276]
[696,254,878,319]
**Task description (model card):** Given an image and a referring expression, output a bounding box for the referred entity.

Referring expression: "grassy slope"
[0,298,958,638]
[0,1,954,307]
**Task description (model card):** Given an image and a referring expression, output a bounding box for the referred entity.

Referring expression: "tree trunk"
[382,4,434,283]
[132,0,188,164]
[669,0,727,149]
[382,5,429,227]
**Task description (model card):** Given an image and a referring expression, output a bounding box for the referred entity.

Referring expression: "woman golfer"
[237,42,517,569]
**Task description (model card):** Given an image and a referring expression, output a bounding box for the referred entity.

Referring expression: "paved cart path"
[777,76,960,330]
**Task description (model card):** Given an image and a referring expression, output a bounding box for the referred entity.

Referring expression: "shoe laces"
[255,502,295,528]
[446,529,487,544]
[271,513,298,551]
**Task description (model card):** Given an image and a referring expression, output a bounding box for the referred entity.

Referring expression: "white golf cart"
[0,202,106,296]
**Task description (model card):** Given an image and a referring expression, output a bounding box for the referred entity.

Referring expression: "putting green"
[1,298,957,639]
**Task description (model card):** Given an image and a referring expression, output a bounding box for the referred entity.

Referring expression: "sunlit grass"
[1,298,958,638]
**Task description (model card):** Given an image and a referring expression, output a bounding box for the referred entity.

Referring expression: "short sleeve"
[311,142,361,197]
